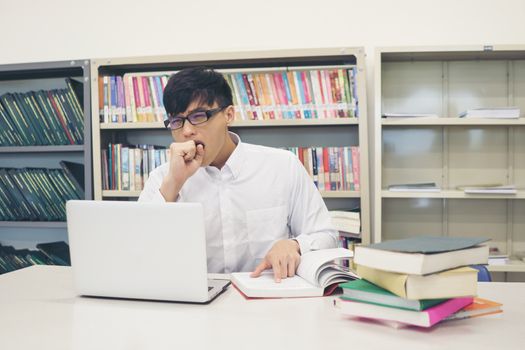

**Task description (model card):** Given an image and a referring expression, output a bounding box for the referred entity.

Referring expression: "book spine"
[291,71,305,119]
[242,74,258,120]
[269,73,283,119]
[280,72,295,119]
[47,91,75,144]
[133,76,144,122]
[128,148,135,191]
[351,147,360,191]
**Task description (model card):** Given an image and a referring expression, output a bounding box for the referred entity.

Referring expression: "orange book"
[253,74,269,120]
[445,297,502,321]
[258,73,274,119]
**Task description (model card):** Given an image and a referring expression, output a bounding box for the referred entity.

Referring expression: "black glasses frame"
[164,106,228,129]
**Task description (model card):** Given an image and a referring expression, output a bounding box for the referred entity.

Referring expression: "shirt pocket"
[246,205,289,259]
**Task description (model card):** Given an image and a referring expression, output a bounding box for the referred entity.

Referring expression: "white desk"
[0,266,523,350]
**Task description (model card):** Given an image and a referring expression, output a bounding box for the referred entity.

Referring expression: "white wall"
[1,0,525,65]
[2,0,524,120]
[2,0,524,134]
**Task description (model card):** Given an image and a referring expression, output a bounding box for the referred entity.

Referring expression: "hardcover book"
[354,236,489,275]
[339,279,447,311]
[355,265,478,300]
[335,296,473,328]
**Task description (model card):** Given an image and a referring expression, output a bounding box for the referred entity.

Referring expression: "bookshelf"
[0,60,92,246]
[374,45,525,275]
[90,48,370,244]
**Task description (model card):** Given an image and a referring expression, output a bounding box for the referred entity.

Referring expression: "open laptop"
[66,200,230,304]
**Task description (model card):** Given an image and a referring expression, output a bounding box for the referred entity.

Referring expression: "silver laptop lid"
[66,200,210,303]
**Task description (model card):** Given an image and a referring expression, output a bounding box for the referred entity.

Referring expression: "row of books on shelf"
[0,78,84,146]
[382,107,521,119]
[99,74,169,124]
[99,68,359,124]
[0,241,70,275]
[102,143,169,191]
[101,144,361,193]
[288,146,360,191]
[225,69,358,120]
[388,182,518,194]
[335,236,502,328]
[0,162,84,221]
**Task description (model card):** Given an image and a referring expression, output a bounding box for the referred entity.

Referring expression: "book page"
[296,248,353,286]
[231,271,321,297]
[317,264,358,288]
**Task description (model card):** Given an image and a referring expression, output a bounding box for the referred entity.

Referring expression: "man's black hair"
[163,67,233,116]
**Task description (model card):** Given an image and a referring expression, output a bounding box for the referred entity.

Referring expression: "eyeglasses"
[164,106,227,130]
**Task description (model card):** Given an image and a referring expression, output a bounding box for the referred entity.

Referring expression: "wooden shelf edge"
[102,190,361,199]
[382,117,525,126]
[0,221,67,228]
[99,118,360,130]
[381,190,525,199]
[0,145,84,153]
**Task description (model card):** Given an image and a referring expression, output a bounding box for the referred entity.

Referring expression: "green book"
[339,279,447,311]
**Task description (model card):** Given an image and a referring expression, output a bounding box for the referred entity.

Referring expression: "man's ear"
[225,105,235,124]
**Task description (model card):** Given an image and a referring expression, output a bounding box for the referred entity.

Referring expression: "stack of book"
[459,107,520,119]
[334,236,501,328]
[329,209,361,250]
[458,184,517,195]
[388,182,440,192]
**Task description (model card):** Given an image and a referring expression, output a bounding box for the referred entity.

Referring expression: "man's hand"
[250,239,301,282]
[160,141,205,201]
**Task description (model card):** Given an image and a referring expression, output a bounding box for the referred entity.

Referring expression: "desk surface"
[0,266,524,350]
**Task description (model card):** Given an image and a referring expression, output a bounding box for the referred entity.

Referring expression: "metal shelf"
[99,118,359,130]
[0,145,84,153]
[0,221,67,228]
[381,190,525,199]
[382,117,525,126]
[103,190,360,199]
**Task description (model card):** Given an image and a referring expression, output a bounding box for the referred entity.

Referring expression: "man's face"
[170,101,234,166]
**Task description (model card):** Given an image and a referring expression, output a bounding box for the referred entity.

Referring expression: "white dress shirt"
[138,132,338,273]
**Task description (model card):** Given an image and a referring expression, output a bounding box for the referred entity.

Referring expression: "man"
[139,67,338,282]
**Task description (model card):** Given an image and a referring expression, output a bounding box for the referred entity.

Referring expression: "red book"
[242,74,258,120]
[351,147,360,191]
[132,77,142,122]
[323,148,330,191]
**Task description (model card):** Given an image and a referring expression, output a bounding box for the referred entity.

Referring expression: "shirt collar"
[224,132,245,179]
[205,131,245,179]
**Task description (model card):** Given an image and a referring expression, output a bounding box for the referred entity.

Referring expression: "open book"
[231,248,356,298]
